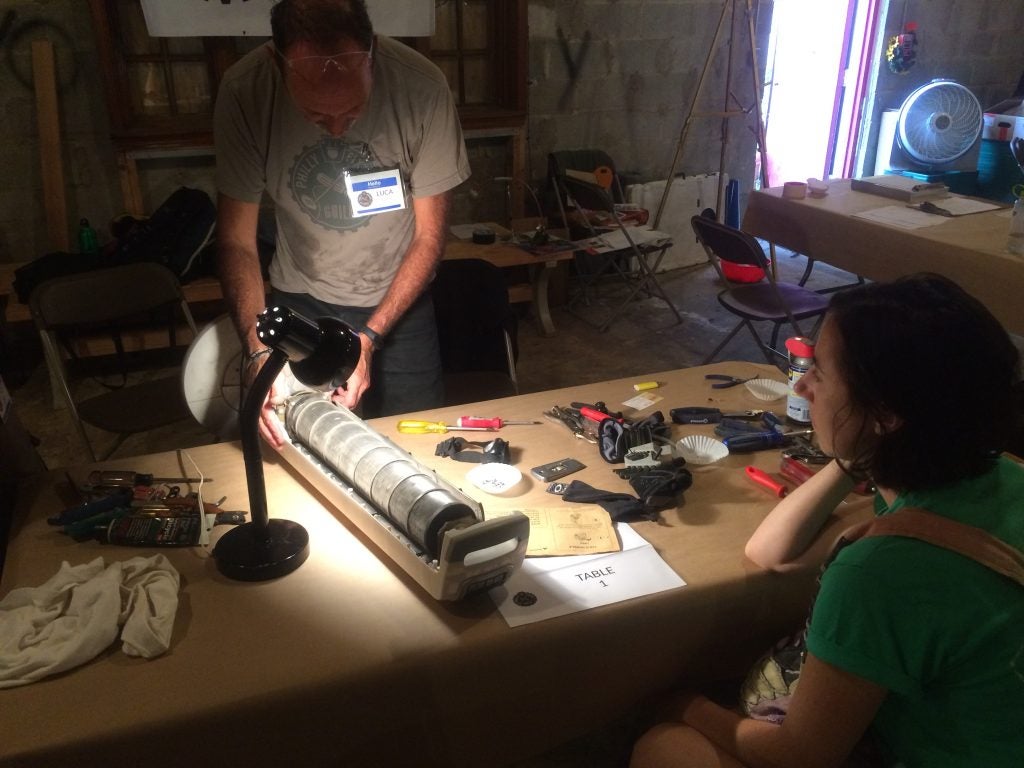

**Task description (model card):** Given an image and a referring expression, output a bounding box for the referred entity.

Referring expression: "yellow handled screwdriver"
[396,420,496,434]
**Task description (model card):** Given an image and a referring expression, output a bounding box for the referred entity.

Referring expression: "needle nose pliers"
[704,374,756,388]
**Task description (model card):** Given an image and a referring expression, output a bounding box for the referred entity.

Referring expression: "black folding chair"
[29,262,199,461]
[691,214,829,364]
[549,152,682,331]
[432,258,519,406]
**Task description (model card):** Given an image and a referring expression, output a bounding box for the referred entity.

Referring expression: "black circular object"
[213,519,311,581]
[472,227,496,245]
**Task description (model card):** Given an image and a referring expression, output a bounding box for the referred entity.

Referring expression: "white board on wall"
[141,1,435,38]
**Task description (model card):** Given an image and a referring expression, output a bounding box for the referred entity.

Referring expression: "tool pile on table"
[48,470,239,546]
[410,371,869,515]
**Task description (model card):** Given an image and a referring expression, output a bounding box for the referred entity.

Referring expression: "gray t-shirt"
[215,36,470,306]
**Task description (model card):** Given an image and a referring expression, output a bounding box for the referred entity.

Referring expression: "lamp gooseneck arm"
[239,348,288,540]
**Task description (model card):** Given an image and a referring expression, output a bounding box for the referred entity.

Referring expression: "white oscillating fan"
[889,79,983,174]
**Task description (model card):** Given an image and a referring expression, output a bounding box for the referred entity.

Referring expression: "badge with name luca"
[344,168,406,217]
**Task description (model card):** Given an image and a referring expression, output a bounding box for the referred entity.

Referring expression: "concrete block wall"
[526,0,765,199]
[1,0,121,262]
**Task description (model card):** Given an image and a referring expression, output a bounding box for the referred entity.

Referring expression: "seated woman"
[631,274,1024,768]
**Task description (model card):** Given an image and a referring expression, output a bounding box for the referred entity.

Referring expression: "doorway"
[759,0,885,186]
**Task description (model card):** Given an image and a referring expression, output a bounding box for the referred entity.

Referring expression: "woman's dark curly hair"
[826,273,1021,491]
[271,0,373,54]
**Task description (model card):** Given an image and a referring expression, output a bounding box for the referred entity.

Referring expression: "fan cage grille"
[896,80,982,165]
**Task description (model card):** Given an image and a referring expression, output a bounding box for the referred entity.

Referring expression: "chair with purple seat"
[691,214,829,365]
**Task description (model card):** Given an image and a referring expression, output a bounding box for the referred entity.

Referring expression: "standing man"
[214,0,470,445]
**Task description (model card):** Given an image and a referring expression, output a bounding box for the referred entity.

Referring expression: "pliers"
[544,406,598,443]
[670,407,764,424]
[704,374,757,389]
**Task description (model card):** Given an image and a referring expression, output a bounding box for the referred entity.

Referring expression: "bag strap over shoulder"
[844,507,1024,587]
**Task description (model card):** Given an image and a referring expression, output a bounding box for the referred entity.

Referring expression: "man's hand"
[331,334,374,410]
[243,356,289,449]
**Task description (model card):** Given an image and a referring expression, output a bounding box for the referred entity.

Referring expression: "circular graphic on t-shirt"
[289,138,376,232]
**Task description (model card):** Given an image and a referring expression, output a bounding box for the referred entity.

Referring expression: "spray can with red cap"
[785,337,815,424]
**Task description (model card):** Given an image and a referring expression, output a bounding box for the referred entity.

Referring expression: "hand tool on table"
[745,466,788,498]
[704,374,757,388]
[574,404,625,424]
[781,435,831,465]
[86,470,207,487]
[671,407,764,424]
[570,401,625,422]
[397,420,496,434]
[724,428,814,453]
[543,406,598,443]
[455,416,542,429]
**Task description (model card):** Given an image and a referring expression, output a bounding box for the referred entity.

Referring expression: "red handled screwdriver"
[455,416,542,429]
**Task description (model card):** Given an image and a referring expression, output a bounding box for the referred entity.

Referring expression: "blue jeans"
[269,289,443,419]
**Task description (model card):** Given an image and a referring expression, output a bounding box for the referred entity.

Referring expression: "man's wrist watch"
[359,325,382,350]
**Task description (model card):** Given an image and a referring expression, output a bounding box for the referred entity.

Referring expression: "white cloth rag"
[0,554,180,688]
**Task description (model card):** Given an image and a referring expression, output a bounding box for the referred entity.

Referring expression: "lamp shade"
[256,306,360,391]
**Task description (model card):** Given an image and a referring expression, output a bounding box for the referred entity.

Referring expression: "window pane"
[435,58,460,102]
[463,55,491,105]
[433,0,458,50]
[129,62,169,115]
[234,36,269,55]
[167,37,205,56]
[462,1,490,49]
[172,63,212,114]
[119,0,159,54]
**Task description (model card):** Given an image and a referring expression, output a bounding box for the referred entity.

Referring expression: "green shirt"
[806,457,1024,767]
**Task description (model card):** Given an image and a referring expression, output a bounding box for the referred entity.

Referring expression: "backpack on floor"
[112,187,217,280]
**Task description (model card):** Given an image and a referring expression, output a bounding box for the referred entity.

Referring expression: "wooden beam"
[32,40,69,251]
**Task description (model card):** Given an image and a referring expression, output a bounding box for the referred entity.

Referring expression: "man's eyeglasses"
[279,40,374,85]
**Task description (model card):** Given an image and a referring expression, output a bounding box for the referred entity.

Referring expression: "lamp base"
[213,519,310,581]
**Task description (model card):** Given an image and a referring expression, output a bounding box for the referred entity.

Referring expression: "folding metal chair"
[29,262,199,461]
[691,214,830,365]
[549,152,682,331]
[432,258,518,406]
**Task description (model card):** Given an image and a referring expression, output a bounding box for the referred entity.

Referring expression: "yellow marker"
[396,420,493,434]
[633,381,661,392]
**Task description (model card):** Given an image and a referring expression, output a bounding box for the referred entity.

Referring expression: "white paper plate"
[466,463,523,495]
[745,378,789,401]
[677,434,729,465]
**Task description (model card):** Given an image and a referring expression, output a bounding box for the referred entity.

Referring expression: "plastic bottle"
[1008,198,1024,256]
[78,218,99,254]
[785,336,815,424]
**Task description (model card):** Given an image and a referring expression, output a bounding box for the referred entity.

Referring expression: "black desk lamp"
[213,306,360,581]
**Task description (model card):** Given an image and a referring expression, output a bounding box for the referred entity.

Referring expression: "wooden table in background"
[0,362,873,768]
[0,236,574,339]
[742,180,1024,335]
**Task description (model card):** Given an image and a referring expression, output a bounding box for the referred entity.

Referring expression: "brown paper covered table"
[0,363,871,768]
[743,180,1024,335]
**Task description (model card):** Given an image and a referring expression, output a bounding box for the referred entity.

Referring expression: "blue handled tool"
[725,428,814,453]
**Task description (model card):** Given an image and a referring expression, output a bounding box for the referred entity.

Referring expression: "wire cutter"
[671,407,764,424]
[544,406,598,443]
[704,374,757,389]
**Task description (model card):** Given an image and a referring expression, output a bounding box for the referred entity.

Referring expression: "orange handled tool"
[455,416,542,429]
[745,466,788,498]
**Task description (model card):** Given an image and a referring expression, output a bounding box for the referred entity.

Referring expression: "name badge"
[344,168,407,217]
